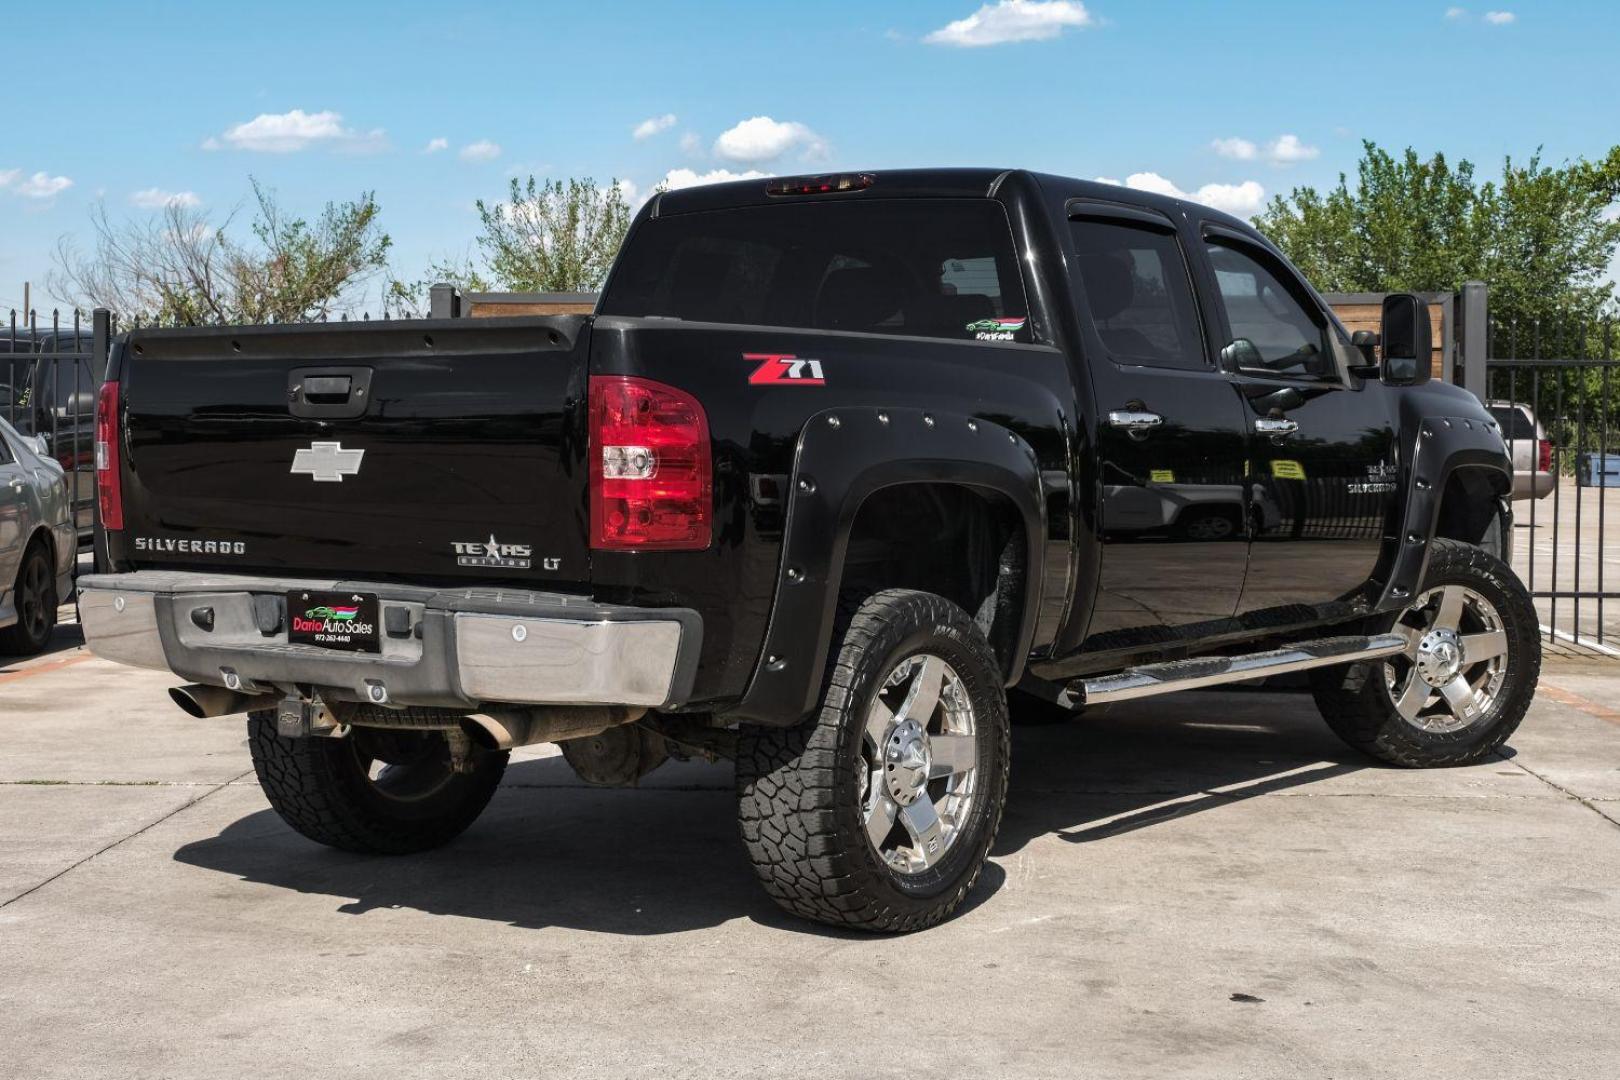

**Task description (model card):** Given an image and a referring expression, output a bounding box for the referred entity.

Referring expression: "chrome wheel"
[858,653,978,875]
[1383,584,1509,734]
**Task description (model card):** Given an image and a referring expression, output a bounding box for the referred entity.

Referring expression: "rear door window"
[601,199,1030,342]
[1070,218,1207,370]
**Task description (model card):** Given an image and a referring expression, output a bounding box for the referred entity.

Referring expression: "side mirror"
[1379,294,1431,386]
[53,390,97,421]
[26,434,50,458]
[1219,337,1263,371]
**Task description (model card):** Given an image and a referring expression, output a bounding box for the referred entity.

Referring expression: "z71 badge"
[746,353,826,385]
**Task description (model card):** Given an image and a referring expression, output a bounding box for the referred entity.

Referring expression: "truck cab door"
[1066,203,1250,650]
[1192,226,1398,619]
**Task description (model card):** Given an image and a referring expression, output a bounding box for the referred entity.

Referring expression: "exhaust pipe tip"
[169,683,271,719]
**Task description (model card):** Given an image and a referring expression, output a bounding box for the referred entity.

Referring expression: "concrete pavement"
[2,643,1618,1079]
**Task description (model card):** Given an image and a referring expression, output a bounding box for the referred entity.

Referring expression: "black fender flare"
[727,406,1047,726]
[1374,412,1511,612]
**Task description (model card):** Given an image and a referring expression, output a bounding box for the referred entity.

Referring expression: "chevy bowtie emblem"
[291,441,365,482]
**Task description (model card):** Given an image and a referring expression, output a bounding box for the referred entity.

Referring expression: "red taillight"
[589,375,711,551]
[1537,438,1552,474]
[95,379,124,531]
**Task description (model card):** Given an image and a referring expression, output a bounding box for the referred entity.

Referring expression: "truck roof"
[650,167,1259,234]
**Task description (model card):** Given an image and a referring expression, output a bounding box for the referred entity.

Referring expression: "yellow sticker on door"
[1270,459,1307,480]
[1149,469,1176,484]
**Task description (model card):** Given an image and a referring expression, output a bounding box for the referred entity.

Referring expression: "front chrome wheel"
[858,653,979,875]
[1383,583,1509,734]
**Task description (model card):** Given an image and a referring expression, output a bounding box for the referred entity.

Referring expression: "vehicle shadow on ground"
[991,689,1368,856]
[0,607,85,675]
[171,690,1368,937]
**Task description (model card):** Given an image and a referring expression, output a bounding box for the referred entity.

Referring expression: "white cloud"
[423,137,449,154]
[129,187,200,209]
[0,168,19,188]
[1265,133,1319,164]
[1095,172,1267,217]
[459,139,502,162]
[210,109,385,153]
[1449,7,1516,23]
[13,171,73,199]
[661,167,771,191]
[1212,137,1258,161]
[615,178,641,205]
[713,116,826,164]
[679,131,703,156]
[924,0,1094,47]
[632,113,677,140]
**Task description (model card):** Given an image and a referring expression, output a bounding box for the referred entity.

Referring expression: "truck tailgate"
[116,317,590,586]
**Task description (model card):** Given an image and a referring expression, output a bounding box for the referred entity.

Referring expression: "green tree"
[391,176,632,312]
[50,180,391,324]
[1255,141,1620,333]
[474,176,632,292]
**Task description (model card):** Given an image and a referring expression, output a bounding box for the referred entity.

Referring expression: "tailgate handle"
[288,366,373,420]
[303,376,352,400]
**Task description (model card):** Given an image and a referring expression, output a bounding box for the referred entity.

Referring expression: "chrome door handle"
[1255,417,1299,437]
[1108,409,1164,434]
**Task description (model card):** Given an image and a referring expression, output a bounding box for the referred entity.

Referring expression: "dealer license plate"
[287,590,381,653]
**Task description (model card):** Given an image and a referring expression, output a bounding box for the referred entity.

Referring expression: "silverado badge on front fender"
[290,441,365,482]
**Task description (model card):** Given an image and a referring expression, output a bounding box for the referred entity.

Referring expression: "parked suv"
[78,169,1540,931]
[1487,401,1554,500]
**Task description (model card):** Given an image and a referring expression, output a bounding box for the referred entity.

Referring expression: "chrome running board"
[1060,633,1407,708]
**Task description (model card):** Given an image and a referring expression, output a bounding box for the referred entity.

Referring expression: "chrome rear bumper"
[78,571,701,710]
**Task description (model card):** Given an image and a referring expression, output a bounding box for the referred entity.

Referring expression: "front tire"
[735,589,1010,932]
[247,713,508,854]
[1311,539,1540,767]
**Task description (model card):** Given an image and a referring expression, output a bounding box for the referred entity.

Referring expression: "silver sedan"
[0,416,76,655]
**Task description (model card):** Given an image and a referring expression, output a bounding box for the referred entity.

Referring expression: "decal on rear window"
[966,317,1026,341]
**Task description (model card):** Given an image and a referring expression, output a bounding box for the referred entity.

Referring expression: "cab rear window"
[600,199,1031,342]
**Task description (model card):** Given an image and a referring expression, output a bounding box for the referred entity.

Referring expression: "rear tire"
[735,589,1010,932]
[1310,539,1540,767]
[0,541,57,656]
[247,712,508,854]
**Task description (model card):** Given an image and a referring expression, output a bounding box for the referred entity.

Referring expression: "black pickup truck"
[80,169,1540,932]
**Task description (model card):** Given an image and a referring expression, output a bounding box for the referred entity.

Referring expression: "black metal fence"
[3,308,109,545]
[1487,314,1620,654]
[8,297,1619,657]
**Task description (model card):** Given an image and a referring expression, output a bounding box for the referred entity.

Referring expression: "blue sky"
[5,0,1618,314]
